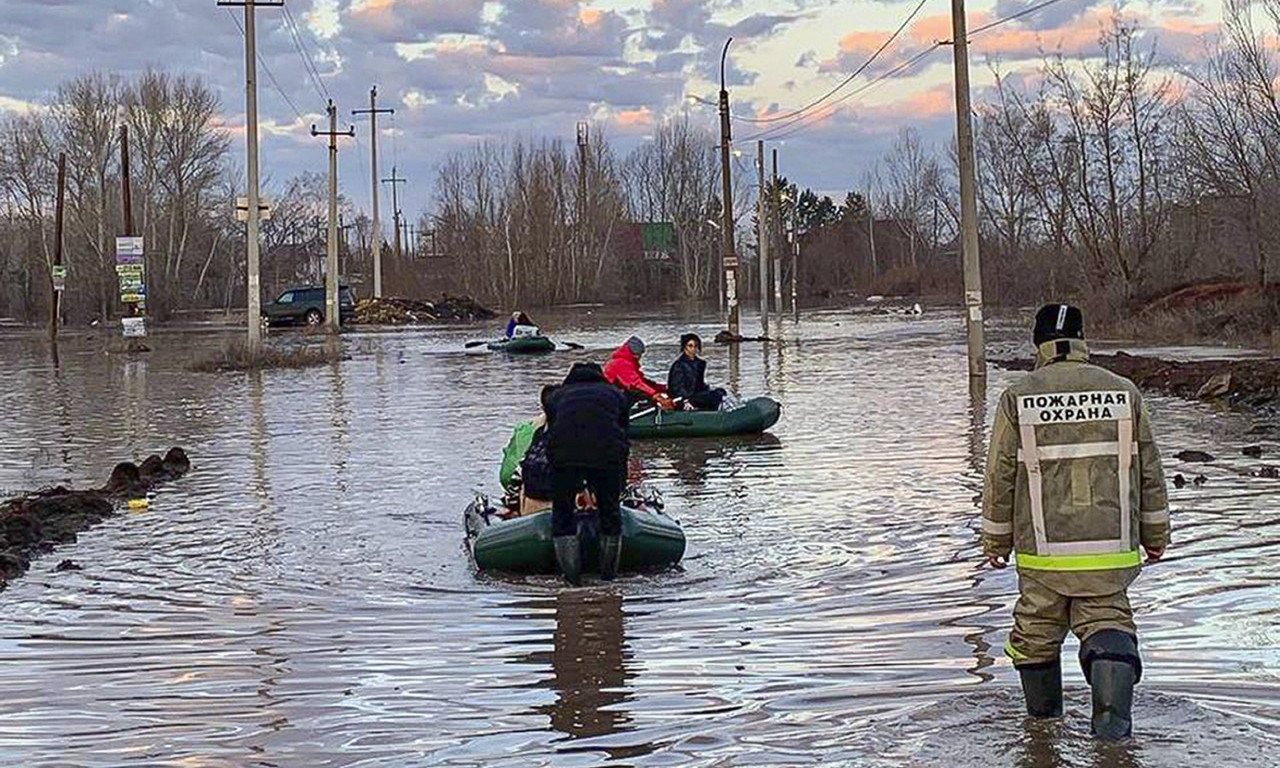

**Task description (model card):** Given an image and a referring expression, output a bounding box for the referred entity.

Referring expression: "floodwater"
[0,307,1277,767]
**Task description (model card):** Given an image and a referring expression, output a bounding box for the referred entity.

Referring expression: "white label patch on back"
[1018,390,1132,425]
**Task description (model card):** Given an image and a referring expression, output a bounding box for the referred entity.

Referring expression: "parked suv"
[263,286,356,327]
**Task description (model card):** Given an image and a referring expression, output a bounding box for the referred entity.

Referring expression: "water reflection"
[650,433,783,490]
[530,589,635,743]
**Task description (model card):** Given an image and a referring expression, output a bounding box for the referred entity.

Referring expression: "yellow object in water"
[127,498,150,510]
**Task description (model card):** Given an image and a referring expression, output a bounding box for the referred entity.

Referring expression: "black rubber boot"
[553,535,582,586]
[1089,659,1135,740]
[599,535,622,581]
[1017,660,1063,718]
[1080,630,1141,740]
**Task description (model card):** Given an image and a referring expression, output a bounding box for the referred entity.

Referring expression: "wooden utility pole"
[352,86,394,298]
[121,126,135,237]
[951,0,986,377]
[311,99,355,332]
[382,166,406,261]
[219,0,282,352]
[50,153,66,342]
[576,121,589,301]
[771,148,782,313]
[867,190,878,280]
[718,38,739,336]
[120,124,144,321]
[756,140,769,338]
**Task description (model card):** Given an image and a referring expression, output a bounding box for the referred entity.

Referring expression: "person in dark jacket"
[667,333,726,410]
[546,362,631,583]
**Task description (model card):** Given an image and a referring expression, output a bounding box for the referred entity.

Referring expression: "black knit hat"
[680,333,702,350]
[1033,304,1085,347]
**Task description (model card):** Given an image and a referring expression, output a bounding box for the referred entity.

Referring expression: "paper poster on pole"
[115,236,143,264]
[51,265,66,292]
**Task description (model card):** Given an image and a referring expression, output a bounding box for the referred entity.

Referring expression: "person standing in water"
[546,362,630,584]
[981,304,1171,740]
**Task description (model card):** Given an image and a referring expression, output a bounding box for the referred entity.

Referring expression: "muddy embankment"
[997,352,1280,481]
[0,447,190,591]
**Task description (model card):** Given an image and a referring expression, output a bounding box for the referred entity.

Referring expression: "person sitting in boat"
[546,362,631,583]
[505,311,540,339]
[499,385,558,517]
[667,333,726,411]
[603,336,675,410]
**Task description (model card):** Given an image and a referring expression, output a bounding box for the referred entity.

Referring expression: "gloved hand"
[655,393,676,411]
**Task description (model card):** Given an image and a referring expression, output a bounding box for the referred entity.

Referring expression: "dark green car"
[262,286,355,327]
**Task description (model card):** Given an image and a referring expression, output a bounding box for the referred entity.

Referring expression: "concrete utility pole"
[771,148,782,313]
[756,140,769,338]
[311,99,355,332]
[50,153,66,342]
[352,86,393,298]
[718,38,740,336]
[382,166,406,261]
[219,0,282,352]
[951,0,987,377]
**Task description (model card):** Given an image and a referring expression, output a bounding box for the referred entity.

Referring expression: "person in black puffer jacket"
[545,362,630,583]
[667,333,726,410]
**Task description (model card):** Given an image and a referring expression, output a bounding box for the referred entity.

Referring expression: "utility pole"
[718,38,739,336]
[310,99,355,332]
[951,0,986,377]
[50,153,66,342]
[756,140,769,338]
[791,225,800,321]
[771,148,782,313]
[219,0,282,352]
[352,86,393,298]
[576,121,589,301]
[120,124,145,323]
[382,166,406,262]
[121,126,135,237]
[867,190,878,281]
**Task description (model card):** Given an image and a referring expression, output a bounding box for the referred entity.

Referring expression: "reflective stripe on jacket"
[981,339,1171,596]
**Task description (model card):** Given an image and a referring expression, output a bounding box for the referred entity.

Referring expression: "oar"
[557,340,584,350]
[464,340,491,349]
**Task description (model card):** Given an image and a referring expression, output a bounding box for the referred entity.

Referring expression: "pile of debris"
[1,447,191,590]
[353,294,497,325]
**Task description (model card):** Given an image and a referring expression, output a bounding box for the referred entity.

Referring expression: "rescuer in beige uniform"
[982,304,1171,740]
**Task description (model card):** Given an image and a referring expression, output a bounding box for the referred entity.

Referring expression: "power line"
[760,44,946,143]
[280,0,331,104]
[736,0,932,125]
[225,8,306,123]
[741,0,1076,143]
[971,0,1070,36]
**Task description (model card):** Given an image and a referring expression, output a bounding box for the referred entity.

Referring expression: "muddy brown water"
[1,308,1278,766]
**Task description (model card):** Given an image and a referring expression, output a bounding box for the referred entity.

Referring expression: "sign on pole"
[51,264,66,292]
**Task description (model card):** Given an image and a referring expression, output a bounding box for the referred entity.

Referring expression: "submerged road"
[0,307,1276,766]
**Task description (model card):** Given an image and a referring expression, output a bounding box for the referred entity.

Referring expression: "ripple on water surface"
[0,310,1277,766]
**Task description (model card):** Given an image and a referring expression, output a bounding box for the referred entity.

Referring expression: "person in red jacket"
[603,337,675,410]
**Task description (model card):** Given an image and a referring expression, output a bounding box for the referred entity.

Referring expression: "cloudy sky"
[0,0,1222,217]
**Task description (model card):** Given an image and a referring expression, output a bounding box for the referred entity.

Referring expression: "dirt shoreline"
[995,351,1280,410]
[0,447,190,592]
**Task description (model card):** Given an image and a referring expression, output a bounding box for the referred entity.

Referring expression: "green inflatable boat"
[465,496,685,575]
[628,396,781,439]
[487,335,556,354]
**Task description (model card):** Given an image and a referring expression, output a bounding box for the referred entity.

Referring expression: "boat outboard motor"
[1080,629,1142,740]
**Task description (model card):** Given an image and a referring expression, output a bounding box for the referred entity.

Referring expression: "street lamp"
[718,37,739,336]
